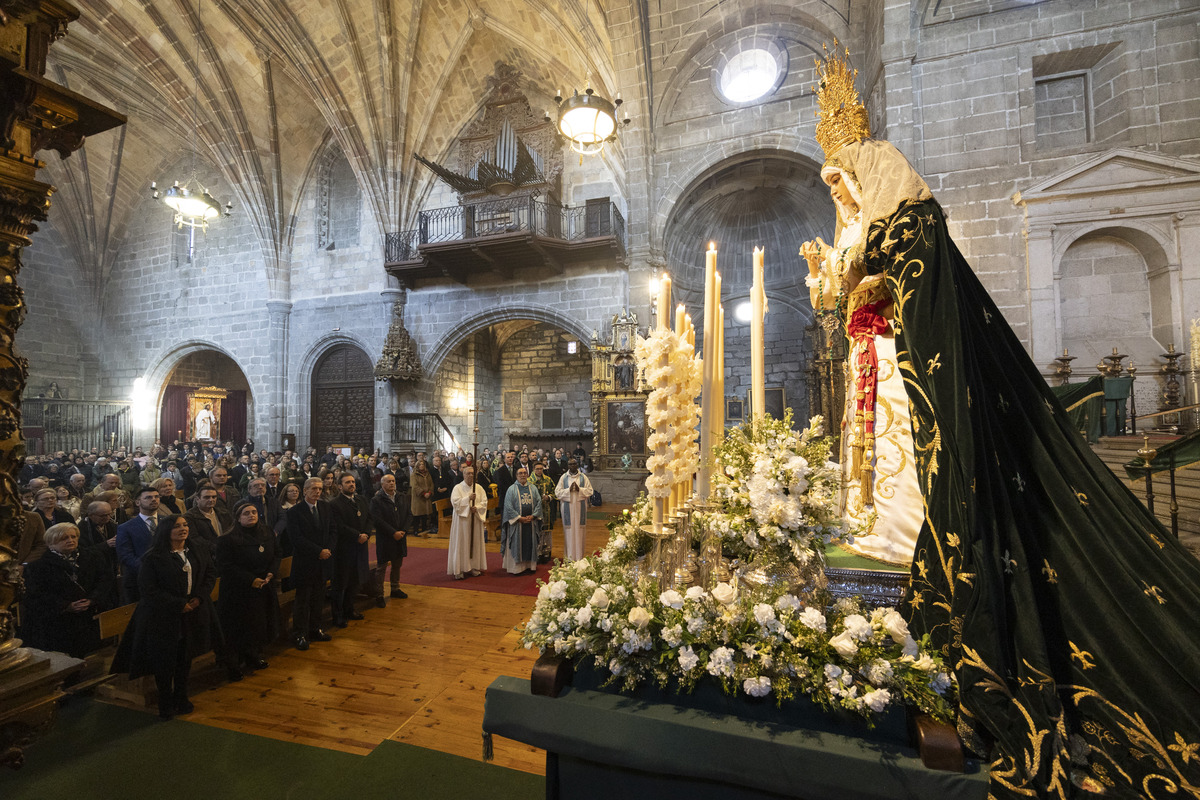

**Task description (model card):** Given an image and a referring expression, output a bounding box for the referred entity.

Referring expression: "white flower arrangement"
[636,328,702,495]
[521,543,955,720]
[702,411,851,573]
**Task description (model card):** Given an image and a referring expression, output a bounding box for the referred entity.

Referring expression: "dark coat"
[20,549,113,657]
[183,506,225,550]
[493,464,517,506]
[369,489,411,562]
[284,500,335,581]
[111,539,218,678]
[216,524,281,655]
[35,508,75,531]
[330,493,373,574]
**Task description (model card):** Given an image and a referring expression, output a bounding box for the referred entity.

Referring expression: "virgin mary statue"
[806,45,1200,800]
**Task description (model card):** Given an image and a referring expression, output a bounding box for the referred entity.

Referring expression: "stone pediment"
[1021,149,1200,202]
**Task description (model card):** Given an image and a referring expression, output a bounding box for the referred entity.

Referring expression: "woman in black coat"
[21,523,114,658]
[217,501,280,674]
[111,514,217,719]
[32,487,74,531]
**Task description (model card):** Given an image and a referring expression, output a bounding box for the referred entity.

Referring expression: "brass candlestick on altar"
[641,524,675,592]
[1137,435,1157,517]
[672,501,695,587]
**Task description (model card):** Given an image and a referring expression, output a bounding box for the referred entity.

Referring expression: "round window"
[718,47,784,104]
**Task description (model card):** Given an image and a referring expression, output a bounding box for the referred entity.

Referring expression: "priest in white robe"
[448,466,487,579]
[554,459,593,561]
[502,467,542,574]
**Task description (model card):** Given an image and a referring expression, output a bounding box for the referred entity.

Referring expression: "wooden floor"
[176,503,624,776]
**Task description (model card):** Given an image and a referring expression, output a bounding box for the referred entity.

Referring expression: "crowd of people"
[12,437,596,719]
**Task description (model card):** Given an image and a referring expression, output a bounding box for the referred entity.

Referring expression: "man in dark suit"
[330,473,375,622]
[184,485,227,549]
[285,477,336,650]
[209,466,241,514]
[370,472,412,601]
[493,451,517,507]
[263,465,284,503]
[115,485,161,602]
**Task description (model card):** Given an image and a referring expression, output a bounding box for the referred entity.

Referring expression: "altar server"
[554,459,593,561]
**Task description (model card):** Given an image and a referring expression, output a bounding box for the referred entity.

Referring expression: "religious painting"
[747,387,786,421]
[331,443,353,459]
[606,400,646,455]
[502,389,523,420]
[726,397,744,422]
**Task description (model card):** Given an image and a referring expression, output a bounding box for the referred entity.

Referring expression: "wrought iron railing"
[21,399,133,454]
[383,197,626,259]
[389,413,459,454]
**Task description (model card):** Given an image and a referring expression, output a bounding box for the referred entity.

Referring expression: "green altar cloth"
[483,675,989,800]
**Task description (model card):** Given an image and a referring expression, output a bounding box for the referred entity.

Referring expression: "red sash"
[845,299,892,499]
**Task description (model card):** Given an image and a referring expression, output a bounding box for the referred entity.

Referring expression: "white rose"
[743,676,772,698]
[575,605,593,627]
[588,587,610,610]
[830,630,859,658]
[549,580,568,600]
[753,603,776,627]
[880,609,911,643]
[659,589,685,609]
[774,594,802,613]
[685,586,707,601]
[628,606,652,629]
[824,664,843,681]
[711,582,737,605]
[537,584,551,601]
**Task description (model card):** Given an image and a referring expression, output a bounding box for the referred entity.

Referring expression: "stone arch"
[423,304,595,381]
[652,135,826,252]
[142,340,255,444]
[294,331,382,452]
[313,137,362,250]
[1055,222,1178,344]
[662,148,829,299]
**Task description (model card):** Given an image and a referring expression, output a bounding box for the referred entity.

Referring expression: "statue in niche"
[195,403,216,441]
[614,355,636,391]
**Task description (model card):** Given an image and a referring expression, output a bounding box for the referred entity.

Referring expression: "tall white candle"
[751,247,767,420]
[698,244,717,499]
[657,272,672,331]
[716,303,725,445]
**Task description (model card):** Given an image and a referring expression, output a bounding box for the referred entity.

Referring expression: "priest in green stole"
[810,46,1200,799]
[502,467,542,575]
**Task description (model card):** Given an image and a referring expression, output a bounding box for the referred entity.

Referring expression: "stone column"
[266,300,292,451]
[1024,224,1058,372]
[0,0,125,766]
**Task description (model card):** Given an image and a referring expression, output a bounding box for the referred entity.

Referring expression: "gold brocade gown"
[825,264,924,567]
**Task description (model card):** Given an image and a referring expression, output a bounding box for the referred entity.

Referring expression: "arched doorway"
[159,349,252,445]
[310,344,375,453]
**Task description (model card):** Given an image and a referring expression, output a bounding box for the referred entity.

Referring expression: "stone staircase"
[1091,435,1200,558]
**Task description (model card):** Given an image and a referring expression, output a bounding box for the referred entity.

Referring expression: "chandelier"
[150,0,232,250]
[551,73,630,158]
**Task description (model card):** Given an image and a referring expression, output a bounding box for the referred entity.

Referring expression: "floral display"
[702,411,850,572]
[521,493,956,722]
[636,327,702,496]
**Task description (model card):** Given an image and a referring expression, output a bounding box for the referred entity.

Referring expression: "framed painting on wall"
[502,389,523,420]
[747,387,786,421]
[726,397,744,422]
[605,400,646,455]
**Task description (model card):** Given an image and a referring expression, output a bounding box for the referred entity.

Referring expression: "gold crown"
[813,41,871,158]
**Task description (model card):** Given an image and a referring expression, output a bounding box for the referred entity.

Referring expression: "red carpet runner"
[397,546,551,596]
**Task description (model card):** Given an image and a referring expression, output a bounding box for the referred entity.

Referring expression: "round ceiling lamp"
[551,74,630,158]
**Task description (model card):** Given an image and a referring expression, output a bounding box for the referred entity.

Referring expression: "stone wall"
[496,323,593,442]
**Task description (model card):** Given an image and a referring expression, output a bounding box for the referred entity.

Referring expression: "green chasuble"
[865,199,1200,798]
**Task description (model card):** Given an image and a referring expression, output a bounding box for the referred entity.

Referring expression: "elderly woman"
[33,487,74,531]
[153,476,182,514]
[111,514,216,718]
[20,523,114,657]
[217,501,280,677]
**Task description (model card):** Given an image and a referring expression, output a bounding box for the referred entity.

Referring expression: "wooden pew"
[434,499,452,538]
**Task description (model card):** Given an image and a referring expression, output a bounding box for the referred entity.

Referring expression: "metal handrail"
[384,198,627,256]
[389,412,461,454]
[21,398,133,453]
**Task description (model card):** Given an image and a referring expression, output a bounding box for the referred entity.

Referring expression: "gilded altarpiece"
[590,310,649,471]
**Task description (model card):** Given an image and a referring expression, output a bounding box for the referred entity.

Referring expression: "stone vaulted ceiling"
[40,0,620,289]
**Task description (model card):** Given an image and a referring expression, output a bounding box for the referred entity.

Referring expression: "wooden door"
[310,344,375,453]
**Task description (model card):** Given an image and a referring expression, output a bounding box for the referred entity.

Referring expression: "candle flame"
[708,242,716,251]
